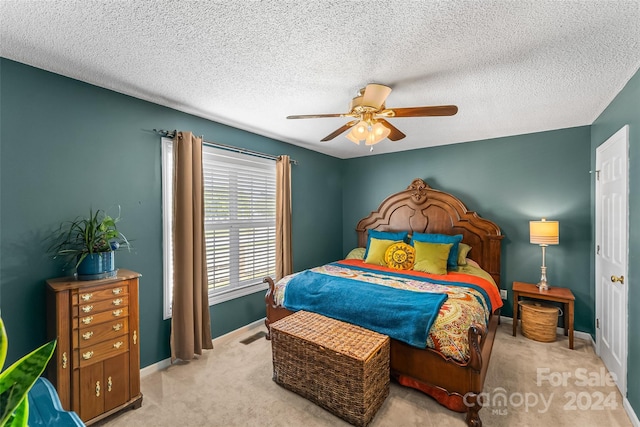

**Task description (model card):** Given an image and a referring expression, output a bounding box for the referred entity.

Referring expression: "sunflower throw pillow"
[384,242,416,270]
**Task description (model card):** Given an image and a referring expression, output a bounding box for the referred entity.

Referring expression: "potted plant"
[50,207,131,279]
[0,317,56,426]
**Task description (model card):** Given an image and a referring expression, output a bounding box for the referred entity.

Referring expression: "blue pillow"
[410,233,463,270]
[364,229,409,259]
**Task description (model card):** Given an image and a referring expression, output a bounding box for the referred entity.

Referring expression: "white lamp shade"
[530,219,559,245]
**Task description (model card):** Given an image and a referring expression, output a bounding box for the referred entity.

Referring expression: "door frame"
[595,124,629,396]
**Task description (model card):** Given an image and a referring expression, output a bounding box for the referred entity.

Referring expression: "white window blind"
[162,138,276,318]
[202,148,276,294]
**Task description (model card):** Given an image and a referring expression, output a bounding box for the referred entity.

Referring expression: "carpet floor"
[97,321,633,426]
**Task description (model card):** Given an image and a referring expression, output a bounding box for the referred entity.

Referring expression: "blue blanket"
[283,270,448,348]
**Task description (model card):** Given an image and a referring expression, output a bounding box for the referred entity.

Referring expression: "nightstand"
[512,281,575,349]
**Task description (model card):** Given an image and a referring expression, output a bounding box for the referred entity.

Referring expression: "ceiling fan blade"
[286,113,345,119]
[380,105,458,118]
[320,120,359,141]
[361,84,392,110]
[378,119,406,141]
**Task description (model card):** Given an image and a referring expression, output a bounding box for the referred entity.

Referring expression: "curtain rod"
[154,129,298,165]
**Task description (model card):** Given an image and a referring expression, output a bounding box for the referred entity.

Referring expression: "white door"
[595,125,629,396]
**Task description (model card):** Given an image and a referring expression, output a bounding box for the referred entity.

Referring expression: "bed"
[264,178,503,426]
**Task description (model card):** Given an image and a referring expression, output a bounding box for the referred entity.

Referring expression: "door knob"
[610,275,624,284]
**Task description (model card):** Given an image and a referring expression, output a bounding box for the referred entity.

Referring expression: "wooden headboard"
[356,178,504,286]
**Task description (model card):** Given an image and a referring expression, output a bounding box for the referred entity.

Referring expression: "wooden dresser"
[46,269,143,424]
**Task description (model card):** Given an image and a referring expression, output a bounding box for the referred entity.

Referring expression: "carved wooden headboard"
[356,178,504,286]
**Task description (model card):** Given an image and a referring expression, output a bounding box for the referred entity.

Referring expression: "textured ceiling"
[1,1,639,159]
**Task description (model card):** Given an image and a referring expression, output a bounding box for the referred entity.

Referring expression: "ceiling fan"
[286,83,458,146]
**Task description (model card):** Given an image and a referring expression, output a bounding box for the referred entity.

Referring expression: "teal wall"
[591,68,640,417]
[0,58,343,366]
[342,127,593,332]
[1,56,638,420]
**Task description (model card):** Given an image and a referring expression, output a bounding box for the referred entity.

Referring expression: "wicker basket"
[270,311,390,427]
[519,300,560,342]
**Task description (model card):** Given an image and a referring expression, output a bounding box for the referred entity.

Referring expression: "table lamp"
[529,218,559,291]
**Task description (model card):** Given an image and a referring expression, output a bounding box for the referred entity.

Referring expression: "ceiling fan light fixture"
[286,82,457,146]
[355,120,368,134]
[346,131,361,145]
[365,122,390,146]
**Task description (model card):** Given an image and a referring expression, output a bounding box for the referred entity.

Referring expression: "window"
[162,138,276,318]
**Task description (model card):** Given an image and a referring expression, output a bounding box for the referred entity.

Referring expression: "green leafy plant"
[0,317,56,427]
[50,207,131,269]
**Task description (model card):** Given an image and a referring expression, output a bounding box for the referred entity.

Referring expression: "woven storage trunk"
[270,311,390,427]
[520,300,560,342]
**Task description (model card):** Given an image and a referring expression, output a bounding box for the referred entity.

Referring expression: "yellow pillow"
[413,241,453,275]
[345,247,366,260]
[457,243,472,265]
[364,238,400,266]
[384,242,416,270]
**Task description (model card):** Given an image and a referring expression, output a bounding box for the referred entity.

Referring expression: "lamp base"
[537,281,550,291]
[537,266,550,291]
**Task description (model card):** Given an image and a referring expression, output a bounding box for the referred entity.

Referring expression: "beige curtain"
[276,155,293,280]
[170,131,213,362]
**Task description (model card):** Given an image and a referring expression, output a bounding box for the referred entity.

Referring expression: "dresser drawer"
[75,335,129,368]
[74,295,129,317]
[73,283,129,306]
[74,319,129,349]
[74,306,129,329]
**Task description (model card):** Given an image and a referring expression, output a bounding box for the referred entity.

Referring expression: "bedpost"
[465,324,486,426]
[467,324,485,372]
[264,276,294,340]
[464,392,483,427]
[264,276,276,339]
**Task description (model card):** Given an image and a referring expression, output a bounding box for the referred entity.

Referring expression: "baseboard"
[140,358,172,377]
[140,317,266,378]
[625,398,640,427]
[499,315,595,349]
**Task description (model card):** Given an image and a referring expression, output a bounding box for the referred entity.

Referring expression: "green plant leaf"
[3,395,28,427]
[0,383,19,424]
[0,340,56,426]
[0,318,7,372]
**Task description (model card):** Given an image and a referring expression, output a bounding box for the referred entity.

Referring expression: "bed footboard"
[264,274,498,427]
[391,312,498,427]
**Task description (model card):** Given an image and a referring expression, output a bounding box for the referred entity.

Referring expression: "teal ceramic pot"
[77,252,115,276]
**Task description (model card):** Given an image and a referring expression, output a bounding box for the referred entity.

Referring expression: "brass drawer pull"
[82,331,94,340]
[96,381,100,397]
[112,298,123,306]
[81,293,93,301]
[62,352,68,369]
[113,323,123,331]
[82,351,94,360]
[107,376,112,392]
[113,341,123,349]
[133,330,137,345]
[82,316,93,325]
[82,305,93,313]
[112,288,123,295]
[112,309,123,317]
